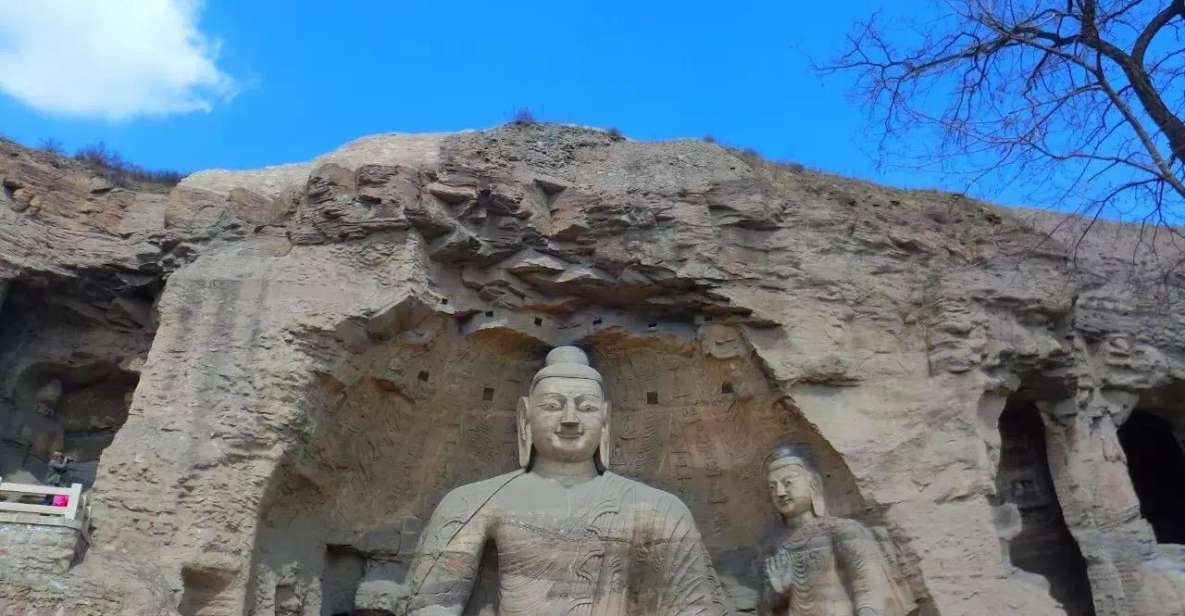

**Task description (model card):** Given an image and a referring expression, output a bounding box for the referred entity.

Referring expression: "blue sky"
[0,1,1001,201]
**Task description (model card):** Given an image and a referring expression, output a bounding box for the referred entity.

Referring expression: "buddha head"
[517,346,611,471]
[33,379,63,417]
[765,442,826,521]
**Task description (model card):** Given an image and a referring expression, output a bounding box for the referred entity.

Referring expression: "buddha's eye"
[578,402,599,412]
[538,400,562,411]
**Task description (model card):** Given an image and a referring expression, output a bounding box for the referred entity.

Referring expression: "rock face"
[0,125,1183,616]
[0,515,87,575]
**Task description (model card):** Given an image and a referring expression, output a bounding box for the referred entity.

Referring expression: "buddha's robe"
[767,517,911,616]
[402,470,730,616]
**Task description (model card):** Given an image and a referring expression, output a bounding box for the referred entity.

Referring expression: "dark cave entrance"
[2,361,139,487]
[995,400,1094,615]
[1118,410,1185,545]
[322,545,367,616]
[0,280,151,488]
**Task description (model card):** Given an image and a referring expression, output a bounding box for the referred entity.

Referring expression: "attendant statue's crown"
[530,346,603,391]
[765,441,817,472]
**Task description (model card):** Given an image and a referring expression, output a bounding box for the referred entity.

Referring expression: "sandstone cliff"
[1,125,1183,615]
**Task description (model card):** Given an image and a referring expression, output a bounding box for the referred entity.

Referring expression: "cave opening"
[1117,410,1185,545]
[0,280,149,489]
[995,399,1094,615]
[322,545,366,616]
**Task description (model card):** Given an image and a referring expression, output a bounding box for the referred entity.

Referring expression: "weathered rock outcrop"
[0,125,1182,615]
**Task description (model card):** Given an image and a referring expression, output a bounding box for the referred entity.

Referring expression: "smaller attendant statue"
[763,443,913,616]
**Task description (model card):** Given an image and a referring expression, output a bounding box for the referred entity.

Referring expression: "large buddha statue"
[762,443,912,616]
[400,346,731,616]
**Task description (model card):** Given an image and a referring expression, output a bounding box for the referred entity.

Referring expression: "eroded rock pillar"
[1039,390,1180,616]
[87,251,402,615]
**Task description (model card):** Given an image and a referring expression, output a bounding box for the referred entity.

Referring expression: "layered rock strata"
[0,125,1182,615]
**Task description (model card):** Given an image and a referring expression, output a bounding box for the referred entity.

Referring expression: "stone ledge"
[0,519,88,575]
[0,512,89,542]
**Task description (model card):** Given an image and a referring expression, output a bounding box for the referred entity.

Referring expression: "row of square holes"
[421,367,729,398]
[429,298,730,401]
[463,383,734,404]
[444,298,717,329]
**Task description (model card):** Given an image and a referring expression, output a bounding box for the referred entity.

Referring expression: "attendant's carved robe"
[767,518,911,616]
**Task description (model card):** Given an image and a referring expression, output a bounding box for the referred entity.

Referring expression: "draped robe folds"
[766,518,911,616]
[402,470,731,616]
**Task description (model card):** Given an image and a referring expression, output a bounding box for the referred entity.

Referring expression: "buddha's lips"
[555,430,584,439]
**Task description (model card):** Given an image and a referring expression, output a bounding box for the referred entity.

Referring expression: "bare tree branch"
[823,0,1185,239]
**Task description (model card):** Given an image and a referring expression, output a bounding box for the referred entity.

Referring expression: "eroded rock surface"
[0,126,1183,615]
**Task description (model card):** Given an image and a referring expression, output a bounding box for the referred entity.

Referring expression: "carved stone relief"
[249,323,869,615]
[762,443,914,616]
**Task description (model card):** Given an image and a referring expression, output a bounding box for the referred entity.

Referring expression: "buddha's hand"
[764,551,794,596]
[855,609,882,616]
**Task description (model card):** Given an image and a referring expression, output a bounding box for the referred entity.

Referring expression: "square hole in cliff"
[482,387,495,401]
[646,391,659,405]
[721,382,734,394]
[418,370,430,382]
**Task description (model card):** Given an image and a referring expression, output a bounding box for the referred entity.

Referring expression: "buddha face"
[767,460,815,519]
[526,376,607,463]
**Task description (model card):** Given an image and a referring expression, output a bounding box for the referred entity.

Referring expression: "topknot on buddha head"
[530,346,604,393]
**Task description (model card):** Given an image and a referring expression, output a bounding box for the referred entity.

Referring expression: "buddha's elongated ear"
[810,472,827,516]
[596,402,611,471]
[517,396,533,470]
[811,491,827,517]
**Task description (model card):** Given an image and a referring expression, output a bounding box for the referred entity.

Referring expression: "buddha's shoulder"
[826,516,877,540]
[437,470,525,504]
[602,472,692,510]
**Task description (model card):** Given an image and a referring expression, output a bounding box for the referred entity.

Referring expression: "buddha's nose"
[560,404,580,427]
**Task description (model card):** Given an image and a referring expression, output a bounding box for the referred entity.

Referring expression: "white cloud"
[0,0,237,120]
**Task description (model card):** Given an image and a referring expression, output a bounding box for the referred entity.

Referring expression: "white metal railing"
[0,478,84,522]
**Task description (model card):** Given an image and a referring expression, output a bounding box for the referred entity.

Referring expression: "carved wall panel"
[250,323,864,613]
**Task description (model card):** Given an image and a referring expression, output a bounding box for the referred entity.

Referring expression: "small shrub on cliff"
[510,108,536,126]
[606,127,624,141]
[73,142,184,187]
[39,138,64,156]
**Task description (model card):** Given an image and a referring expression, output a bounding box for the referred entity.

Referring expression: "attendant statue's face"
[527,376,607,463]
[768,461,816,520]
